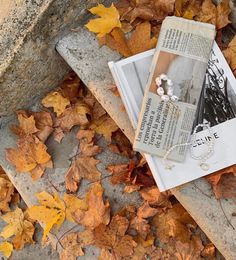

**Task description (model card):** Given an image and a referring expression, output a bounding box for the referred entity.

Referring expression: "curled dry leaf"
[223,35,236,76]
[106,163,130,185]
[0,167,15,213]
[130,216,150,240]
[15,110,39,135]
[0,207,35,250]
[0,242,13,258]
[201,243,216,259]
[85,3,122,37]
[137,202,159,219]
[53,102,91,142]
[175,0,203,20]
[42,91,70,116]
[6,136,52,180]
[73,183,110,229]
[65,156,101,192]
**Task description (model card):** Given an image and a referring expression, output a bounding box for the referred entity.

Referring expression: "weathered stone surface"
[0,0,112,118]
[57,28,236,260]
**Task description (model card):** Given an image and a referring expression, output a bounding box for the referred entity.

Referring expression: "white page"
[109,42,236,191]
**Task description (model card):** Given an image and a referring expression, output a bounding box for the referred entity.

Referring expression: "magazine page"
[133,16,215,162]
[109,42,236,191]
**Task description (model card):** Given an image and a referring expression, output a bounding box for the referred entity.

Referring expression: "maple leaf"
[53,102,91,142]
[15,110,39,135]
[73,183,110,229]
[0,167,15,213]
[137,202,159,219]
[152,203,197,243]
[99,22,157,57]
[197,0,231,29]
[90,114,119,142]
[223,35,236,76]
[94,215,136,258]
[85,4,122,37]
[0,207,35,250]
[0,242,13,258]
[65,156,101,192]
[6,136,52,180]
[59,232,84,260]
[106,163,130,185]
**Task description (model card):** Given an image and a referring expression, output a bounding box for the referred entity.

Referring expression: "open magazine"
[109,42,236,191]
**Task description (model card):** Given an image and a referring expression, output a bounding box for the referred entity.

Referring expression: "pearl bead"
[157,87,164,96]
[171,95,179,101]
[167,79,173,86]
[155,77,162,86]
[161,95,170,101]
[160,74,168,80]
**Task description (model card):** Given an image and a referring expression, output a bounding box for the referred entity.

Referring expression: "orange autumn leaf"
[175,0,203,20]
[99,22,157,57]
[16,110,39,135]
[73,183,110,229]
[85,4,122,37]
[42,91,70,116]
[6,136,51,178]
[223,35,236,76]
[65,156,101,192]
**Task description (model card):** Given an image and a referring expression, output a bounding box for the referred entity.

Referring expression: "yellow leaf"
[0,207,35,250]
[42,91,70,116]
[85,4,121,37]
[0,242,13,258]
[64,193,88,222]
[28,192,66,241]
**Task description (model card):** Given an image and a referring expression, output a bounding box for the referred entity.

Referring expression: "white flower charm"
[155,74,178,102]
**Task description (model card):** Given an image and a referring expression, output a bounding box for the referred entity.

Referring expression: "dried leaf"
[140,186,172,208]
[85,4,122,37]
[201,243,216,259]
[60,233,84,260]
[137,202,159,219]
[90,114,119,142]
[54,102,91,142]
[28,192,66,241]
[0,207,35,250]
[42,91,70,116]
[65,156,101,192]
[33,111,53,142]
[175,0,203,20]
[0,167,15,213]
[223,35,236,76]
[94,215,136,258]
[152,204,197,243]
[106,163,130,185]
[74,183,110,229]
[197,0,231,29]
[6,136,51,179]
[130,216,150,239]
[16,110,39,135]
[0,242,13,258]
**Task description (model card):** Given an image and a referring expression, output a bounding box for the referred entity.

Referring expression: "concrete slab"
[0,115,142,255]
[56,28,236,260]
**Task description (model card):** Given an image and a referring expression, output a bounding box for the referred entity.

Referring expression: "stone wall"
[0,0,111,119]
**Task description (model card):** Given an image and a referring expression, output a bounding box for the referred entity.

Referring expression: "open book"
[109,42,236,191]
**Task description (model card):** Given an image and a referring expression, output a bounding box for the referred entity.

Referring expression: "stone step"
[0,115,142,255]
[56,27,236,260]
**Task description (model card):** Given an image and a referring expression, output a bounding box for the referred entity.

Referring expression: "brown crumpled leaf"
[6,136,52,180]
[140,186,172,208]
[99,22,157,57]
[175,0,203,20]
[59,233,84,260]
[53,102,91,142]
[76,129,102,157]
[137,202,159,219]
[94,215,136,258]
[130,215,151,240]
[223,35,236,76]
[152,203,197,243]
[109,129,134,158]
[120,0,175,23]
[90,114,119,142]
[73,183,110,229]
[42,91,70,116]
[0,167,15,213]
[197,0,231,30]
[106,163,130,185]
[65,156,101,192]
[201,243,216,260]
